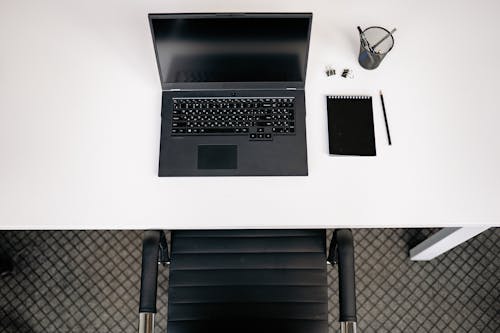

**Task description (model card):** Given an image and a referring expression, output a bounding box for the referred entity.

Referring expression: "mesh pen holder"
[358,26,395,70]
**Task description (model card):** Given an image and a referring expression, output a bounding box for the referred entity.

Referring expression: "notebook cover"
[327,95,376,156]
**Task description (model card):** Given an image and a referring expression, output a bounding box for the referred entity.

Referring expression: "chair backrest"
[167,229,329,333]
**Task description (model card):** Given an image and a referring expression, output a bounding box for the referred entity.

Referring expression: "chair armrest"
[328,229,357,333]
[138,230,162,333]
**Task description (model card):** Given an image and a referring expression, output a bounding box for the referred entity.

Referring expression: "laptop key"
[203,128,236,134]
[172,97,295,139]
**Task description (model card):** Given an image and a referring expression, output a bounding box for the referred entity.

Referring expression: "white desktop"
[0,0,499,259]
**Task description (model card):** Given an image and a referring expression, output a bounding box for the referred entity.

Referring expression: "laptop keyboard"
[171,97,295,141]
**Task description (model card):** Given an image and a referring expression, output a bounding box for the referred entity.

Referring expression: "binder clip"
[341,69,354,78]
[325,66,336,77]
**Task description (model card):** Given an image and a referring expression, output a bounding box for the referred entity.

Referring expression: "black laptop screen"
[149,14,311,84]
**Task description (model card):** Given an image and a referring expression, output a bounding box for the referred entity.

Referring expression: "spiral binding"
[327,95,371,99]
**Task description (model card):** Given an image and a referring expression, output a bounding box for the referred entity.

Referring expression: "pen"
[379,90,392,145]
[357,26,374,53]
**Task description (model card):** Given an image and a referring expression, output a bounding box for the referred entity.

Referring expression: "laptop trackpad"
[197,145,237,169]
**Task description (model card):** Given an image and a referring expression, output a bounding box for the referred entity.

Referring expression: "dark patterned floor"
[0,228,498,333]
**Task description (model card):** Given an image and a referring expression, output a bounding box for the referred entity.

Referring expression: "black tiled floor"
[0,229,498,333]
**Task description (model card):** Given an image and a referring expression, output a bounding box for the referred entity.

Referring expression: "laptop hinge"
[164,86,303,91]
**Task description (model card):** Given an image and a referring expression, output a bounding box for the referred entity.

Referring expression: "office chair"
[138,229,357,333]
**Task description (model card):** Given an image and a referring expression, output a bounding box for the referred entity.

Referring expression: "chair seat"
[167,230,328,333]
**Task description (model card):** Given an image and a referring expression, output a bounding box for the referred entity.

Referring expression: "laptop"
[149,13,312,176]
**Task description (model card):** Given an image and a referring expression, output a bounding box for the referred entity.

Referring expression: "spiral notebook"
[326,95,376,156]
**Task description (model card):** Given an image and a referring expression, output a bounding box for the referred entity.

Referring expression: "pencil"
[379,90,392,145]
[372,28,397,52]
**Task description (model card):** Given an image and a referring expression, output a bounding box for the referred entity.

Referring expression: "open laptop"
[149,13,312,176]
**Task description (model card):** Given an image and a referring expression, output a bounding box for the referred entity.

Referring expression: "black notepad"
[327,95,376,156]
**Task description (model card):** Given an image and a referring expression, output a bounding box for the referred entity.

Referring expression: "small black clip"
[341,69,354,78]
[326,66,336,77]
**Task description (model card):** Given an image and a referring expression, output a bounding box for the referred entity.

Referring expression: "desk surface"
[1,0,500,230]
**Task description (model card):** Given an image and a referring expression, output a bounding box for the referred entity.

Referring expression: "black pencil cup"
[358,26,394,70]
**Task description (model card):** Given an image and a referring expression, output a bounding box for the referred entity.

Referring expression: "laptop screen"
[149,14,312,85]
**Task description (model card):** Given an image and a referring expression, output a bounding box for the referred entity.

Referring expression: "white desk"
[0,0,498,255]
